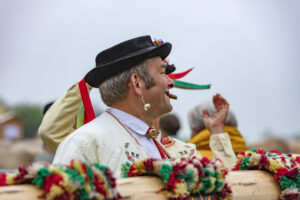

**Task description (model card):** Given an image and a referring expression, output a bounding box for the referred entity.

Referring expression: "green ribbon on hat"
[174,80,211,90]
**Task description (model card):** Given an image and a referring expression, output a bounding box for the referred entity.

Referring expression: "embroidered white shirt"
[108,108,162,159]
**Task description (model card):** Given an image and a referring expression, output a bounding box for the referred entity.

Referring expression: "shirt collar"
[108,108,149,136]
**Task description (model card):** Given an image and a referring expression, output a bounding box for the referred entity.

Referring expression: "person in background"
[188,101,247,159]
[158,113,180,138]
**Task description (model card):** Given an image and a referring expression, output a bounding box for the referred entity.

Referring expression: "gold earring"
[139,95,150,111]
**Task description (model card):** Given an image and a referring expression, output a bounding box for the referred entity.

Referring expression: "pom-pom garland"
[121,157,232,200]
[2,150,298,199]
[0,160,121,200]
[233,149,300,200]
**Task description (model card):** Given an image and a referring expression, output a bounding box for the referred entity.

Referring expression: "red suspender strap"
[78,78,95,124]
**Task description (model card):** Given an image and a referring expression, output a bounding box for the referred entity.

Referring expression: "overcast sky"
[0,0,299,142]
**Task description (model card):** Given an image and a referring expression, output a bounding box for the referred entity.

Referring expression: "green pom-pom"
[202,168,214,176]
[296,175,300,188]
[280,176,298,190]
[94,163,108,172]
[85,163,94,183]
[183,169,195,183]
[214,179,224,192]
[250,149,256,153]
[66,168,85,187]
[32,168,51,188]
[160,164,173,184]
[201,178,213,192]
[120,162,131,178]
[240,157,251,169]
[78,188,90,199]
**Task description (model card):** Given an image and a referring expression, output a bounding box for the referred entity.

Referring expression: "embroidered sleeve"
[165,138,201,159]
[209,132,237,169]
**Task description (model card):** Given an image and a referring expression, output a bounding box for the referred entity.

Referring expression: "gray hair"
[188,101,238,132]
[99,62,155,106]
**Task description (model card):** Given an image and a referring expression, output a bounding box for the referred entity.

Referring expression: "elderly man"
[49,36,236,177]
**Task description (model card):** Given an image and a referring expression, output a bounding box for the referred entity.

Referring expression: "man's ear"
[130,73,144,96]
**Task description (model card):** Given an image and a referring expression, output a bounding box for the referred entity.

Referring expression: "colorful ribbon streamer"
[174,80,211,90]
[167,68,194,80]
[77,78,95,128]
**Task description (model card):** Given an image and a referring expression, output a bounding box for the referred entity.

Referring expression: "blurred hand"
[203,93,229,134]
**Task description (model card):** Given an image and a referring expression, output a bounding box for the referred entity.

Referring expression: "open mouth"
[165,91,177,100]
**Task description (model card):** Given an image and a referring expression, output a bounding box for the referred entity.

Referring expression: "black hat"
[85,35,172,87]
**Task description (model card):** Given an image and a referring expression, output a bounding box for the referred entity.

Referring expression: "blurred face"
[143,56,175,117]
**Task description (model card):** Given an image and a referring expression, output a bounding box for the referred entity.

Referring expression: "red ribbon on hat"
[167,68,193,79]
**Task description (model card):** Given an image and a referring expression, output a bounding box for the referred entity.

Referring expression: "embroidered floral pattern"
[176,145,195,157]
[124,142,140,162]
[162,137,175,147]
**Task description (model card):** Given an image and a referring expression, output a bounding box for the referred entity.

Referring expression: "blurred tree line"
[1,98,103,139]
[13,104,43,138]
[0,98,43,138]
[12,103,103,138]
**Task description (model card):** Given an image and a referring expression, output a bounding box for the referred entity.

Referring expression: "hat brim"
[85,42,172,87]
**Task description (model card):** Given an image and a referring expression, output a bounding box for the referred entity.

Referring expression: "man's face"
[143,56,175,117]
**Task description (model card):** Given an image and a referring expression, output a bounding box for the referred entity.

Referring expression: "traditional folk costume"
[51,103,236,177]
[41,36,237,177]
[43,84,235,175]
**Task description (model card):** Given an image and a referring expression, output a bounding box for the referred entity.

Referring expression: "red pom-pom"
[0,173,7,186]
[269,150,280,154]
[43,174,63,193]
[256,149,266,155]
[200,157,210,167]
[296,156,300,164]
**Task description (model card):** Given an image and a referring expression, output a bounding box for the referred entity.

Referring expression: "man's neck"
[112,102,156,127]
